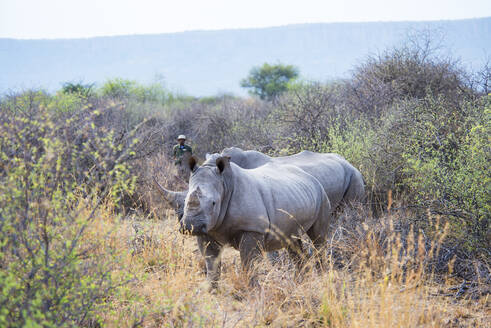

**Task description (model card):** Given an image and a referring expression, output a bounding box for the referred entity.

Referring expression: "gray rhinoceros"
[179,154,331,287]
[220,147,365,209]
[155,148,364,220]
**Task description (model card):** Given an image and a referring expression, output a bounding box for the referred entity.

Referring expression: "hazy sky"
[1,0,491,39]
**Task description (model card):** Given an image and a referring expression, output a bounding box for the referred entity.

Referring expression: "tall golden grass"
[82,206,489,327]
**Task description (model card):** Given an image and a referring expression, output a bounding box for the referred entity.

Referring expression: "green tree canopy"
[61,81,95,98]
[240,63,299,101]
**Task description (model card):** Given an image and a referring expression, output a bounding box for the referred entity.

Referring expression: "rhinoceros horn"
[153,176,187,208]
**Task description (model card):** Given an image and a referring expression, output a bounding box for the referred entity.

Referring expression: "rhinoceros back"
[219,162,331,251]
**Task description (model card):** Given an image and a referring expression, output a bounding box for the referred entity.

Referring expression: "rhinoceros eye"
[212,201,216,206]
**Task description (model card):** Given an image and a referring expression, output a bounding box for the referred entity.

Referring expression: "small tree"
[61,81,95,98]
[240,63,299,101]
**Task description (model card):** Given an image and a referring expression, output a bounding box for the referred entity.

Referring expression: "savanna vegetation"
[0,35,489,327]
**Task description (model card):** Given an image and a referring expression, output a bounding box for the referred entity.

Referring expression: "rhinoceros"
[155,148,364,221]
[179,154,331,287]
[220,147,365,209]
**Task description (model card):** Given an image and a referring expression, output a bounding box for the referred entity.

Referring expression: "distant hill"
[1,17,490,96]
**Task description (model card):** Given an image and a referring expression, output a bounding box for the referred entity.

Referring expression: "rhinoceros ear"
[216,156,231,174]
[188,155,199,172]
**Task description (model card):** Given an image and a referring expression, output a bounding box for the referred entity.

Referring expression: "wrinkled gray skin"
[180,155,331,287]
[220,147,365,210]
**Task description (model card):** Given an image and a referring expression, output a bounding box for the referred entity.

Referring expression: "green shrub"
[1,90,51,114]
[274,84,489,254]
[2,89,84,116]
[61,82,95,99]
[0,93,136,327]
[99,78,137,99]
[99,78,191,105]
[322,117,378,189]
[401,96,490,252]
[49,92,85,114]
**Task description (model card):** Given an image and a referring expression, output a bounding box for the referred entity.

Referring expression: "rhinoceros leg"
[306,221,329,270]
[238,232,265,271]
[197,235,222,289]
[286,237,305,267]
[307,225,328,250]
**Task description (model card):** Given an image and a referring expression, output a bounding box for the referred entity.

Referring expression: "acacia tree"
[240,63,299,101]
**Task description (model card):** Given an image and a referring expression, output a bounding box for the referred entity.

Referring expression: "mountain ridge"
[1,17,490,96]
[2,17,488,41]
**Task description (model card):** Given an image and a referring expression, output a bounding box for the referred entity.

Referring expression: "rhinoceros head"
[180,155,231,235]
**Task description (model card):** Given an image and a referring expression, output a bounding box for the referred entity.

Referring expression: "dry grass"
[81,207,490,327]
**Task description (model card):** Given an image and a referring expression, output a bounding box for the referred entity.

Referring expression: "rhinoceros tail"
[342,169,365,205]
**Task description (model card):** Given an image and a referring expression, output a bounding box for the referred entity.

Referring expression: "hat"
[177,135,186,140]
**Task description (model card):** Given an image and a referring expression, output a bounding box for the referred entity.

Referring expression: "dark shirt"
[173,144,192,164]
